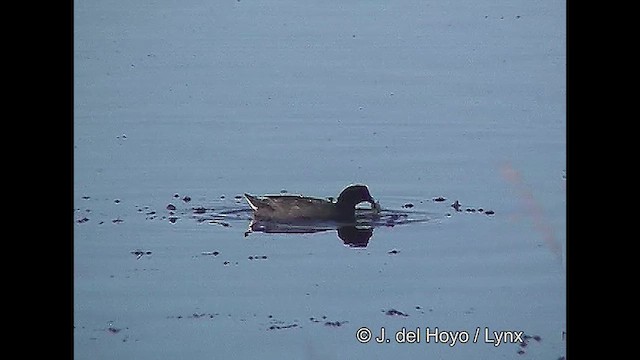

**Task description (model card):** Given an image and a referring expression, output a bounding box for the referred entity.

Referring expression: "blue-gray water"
[74,0,566,358]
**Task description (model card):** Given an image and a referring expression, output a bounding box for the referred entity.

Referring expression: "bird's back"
[244,193,338,221]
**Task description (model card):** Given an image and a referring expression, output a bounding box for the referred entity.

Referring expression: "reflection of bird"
[337,226,373,248]
[244,184,378,222]
[245,220,374,248]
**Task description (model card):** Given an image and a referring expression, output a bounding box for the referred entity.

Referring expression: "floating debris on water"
[267,323,298,330]
[384,309,409,317]
[168,312,219,320]
[309,316,327,323]
[324,320,347,327]
[209,220,230,227]
[267,316,299,331]
[131,250,152,259]
[516,333,543,355]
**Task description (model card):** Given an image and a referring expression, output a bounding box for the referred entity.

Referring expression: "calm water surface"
[74,0,565,358]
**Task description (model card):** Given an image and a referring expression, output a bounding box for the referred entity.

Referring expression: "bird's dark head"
[336,184,375,209]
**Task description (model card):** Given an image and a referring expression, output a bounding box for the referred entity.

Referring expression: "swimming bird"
[244,184,379,222]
